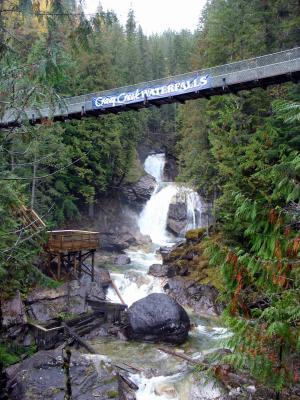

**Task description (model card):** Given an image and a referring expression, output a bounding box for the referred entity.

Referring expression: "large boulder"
[164,277,224,317]
[166,202,188,236]
[127,293,190,344]
[5,349,123,400]
[121,174,156,211]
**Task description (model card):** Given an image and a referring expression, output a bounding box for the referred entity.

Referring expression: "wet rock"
[115,255,131,265]
[124,271,151,287]
[1,291,29,343]
[154,382,177,398]
[118,375,138,400]
[166,202,188,236]
[163,155,178,181]
[26,275,105,322]
[121,174,156,211]
[101,231,137,251]
[157,246,173,261]
[97,267,111,289]
[185,228,206,244]
[6,349,122,400]
[148,264,176,278]
[127,293,190,344]
[164,277,223,317]
[1,291,27,329]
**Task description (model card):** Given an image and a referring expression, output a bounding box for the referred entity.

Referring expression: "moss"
[0,343,37,367]
[106,390,119,398]
[201,267,224,291]
[102,376,118,385]
[185,228,206,242]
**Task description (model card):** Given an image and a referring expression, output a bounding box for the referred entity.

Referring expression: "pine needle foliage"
[204,102,300,392]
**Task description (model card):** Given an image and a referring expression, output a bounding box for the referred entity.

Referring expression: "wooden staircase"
[19,205,46,232]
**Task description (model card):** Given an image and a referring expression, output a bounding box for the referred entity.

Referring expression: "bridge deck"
[1,47,300,126]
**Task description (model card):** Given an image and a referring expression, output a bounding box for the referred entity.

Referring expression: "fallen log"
[118,374,139,391]
[114,361,143,373]
[62,322,97,354]
[121,361,144,372]
[158,347,209,368]
[110,280,127,306]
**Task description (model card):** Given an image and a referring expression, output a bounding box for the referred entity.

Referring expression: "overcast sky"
[84,0,206,35]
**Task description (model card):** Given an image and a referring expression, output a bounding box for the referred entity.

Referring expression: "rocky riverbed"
[2,152,298,400]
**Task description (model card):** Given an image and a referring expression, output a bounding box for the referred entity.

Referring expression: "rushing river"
[89,154,227,399]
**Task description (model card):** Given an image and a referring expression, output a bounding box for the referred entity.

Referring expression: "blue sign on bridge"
[92,74,211,109]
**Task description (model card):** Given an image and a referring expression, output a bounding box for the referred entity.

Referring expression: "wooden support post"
[57,255,61,280]
[78,251,82,278]
[62,323,97,354]
[67,252,71,274]
[91,251,95,282]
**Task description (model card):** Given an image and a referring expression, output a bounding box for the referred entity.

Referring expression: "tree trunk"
[88,201,94,218]
[31,152,37,209]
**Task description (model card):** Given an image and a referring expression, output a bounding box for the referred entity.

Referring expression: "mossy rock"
[185,228,206,242]
[201,267,224,291]
[106,390,119,398]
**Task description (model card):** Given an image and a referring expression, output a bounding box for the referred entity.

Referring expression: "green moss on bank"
[166,229,224,291]
[0,343,37,367]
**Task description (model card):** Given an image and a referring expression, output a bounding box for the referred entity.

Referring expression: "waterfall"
[92,153,224,400]
[176,187,203,232]
[138,153,204,243]
[144,153,165,183]
[139,183,178,245]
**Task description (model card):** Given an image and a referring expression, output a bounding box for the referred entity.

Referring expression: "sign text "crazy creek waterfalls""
[92,75,210,109]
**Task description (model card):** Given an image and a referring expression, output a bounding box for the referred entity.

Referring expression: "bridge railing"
[64,46,300,107]
[1,47,300,124]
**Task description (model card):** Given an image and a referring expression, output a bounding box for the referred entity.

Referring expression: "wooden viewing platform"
[46,230,99,253]
[18,206,100,281]
[45,230,100,281]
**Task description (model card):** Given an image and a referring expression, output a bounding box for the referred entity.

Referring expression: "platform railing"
[46,230,99,253]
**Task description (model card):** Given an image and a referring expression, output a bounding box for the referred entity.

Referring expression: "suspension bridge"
[1,46,300,127]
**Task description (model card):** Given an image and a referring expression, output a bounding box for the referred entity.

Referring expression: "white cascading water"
[96,153,225,400]
[139,184,178,245]
[139,153,203,244]
[144,153,165,183]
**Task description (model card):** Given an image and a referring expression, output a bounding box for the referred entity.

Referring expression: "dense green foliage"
[0,1,193,295]
[176,0,300,394]
[0,0,300,394]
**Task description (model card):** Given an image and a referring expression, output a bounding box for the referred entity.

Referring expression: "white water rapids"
[90,153,226,399]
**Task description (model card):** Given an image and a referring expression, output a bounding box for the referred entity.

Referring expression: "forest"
[0,1,300,399]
